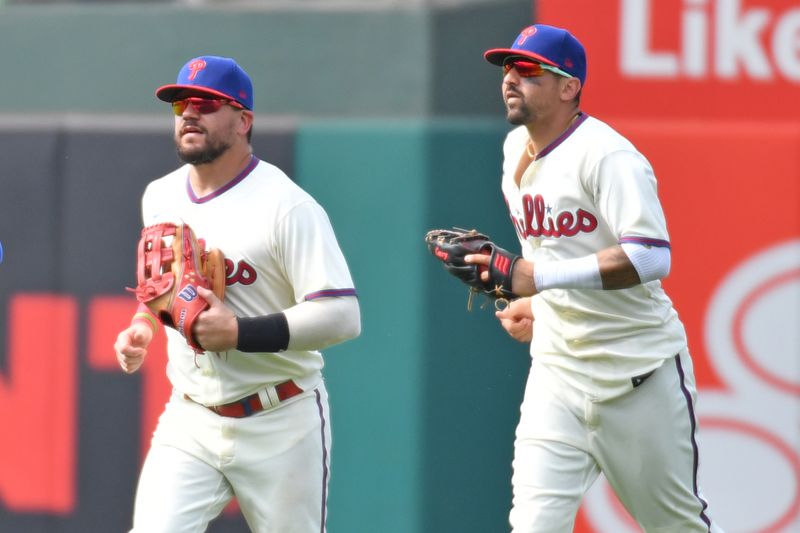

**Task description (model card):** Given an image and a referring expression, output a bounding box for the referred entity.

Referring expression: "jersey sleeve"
[274,199,357,303]
[590,149,671,248]
[141,182,156,225]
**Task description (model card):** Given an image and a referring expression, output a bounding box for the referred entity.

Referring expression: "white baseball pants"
[509,349,725,533]
[130,384,331,533]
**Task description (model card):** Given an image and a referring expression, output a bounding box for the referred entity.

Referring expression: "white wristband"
[533,254,603,291]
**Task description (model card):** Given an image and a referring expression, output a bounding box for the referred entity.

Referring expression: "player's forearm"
[511,260,537,296]
[283,296,361,351]
[235,296,360,353]
[522,244,652,294]
[597,245,641,289]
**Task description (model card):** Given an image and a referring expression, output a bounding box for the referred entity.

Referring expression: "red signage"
[540,0,800,121]
[537,1,800,531]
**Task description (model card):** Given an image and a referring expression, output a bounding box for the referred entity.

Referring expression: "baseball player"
[113,56,361,533]
[465,25,726,532]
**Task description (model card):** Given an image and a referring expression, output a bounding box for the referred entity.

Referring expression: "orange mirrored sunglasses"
[502,58,573,79]
[171,97,244,116]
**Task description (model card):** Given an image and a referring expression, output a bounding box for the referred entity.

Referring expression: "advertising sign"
[537,1,800,531]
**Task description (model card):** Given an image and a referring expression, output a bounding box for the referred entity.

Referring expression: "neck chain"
[526,111,582,160]
[526,141,535,159]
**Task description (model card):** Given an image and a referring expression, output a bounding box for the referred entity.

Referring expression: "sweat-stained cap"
[484,24,586,85]
[156,56,254,110]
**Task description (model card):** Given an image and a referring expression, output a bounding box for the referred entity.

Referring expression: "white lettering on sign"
[620,0,800,81]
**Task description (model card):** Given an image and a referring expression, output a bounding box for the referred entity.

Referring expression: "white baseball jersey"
[141,156,357,405]
[501,114,687,400]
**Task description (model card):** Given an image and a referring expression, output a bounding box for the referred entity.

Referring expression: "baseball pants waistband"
[184,379,304,418]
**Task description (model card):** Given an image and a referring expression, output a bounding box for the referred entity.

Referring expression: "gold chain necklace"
[526,112,582,160]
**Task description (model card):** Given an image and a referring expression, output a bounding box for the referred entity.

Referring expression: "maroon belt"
[186,380,304,418]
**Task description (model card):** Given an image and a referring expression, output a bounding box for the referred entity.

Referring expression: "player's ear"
[238,110,254,139]
[560,77,581,102]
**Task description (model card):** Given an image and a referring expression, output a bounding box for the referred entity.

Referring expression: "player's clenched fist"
[496,297,534,343]
[192,286,238,352]
[114,323,154,374]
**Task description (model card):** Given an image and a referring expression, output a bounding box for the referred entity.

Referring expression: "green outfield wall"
[297,120,530,533]
[0,1,529,117]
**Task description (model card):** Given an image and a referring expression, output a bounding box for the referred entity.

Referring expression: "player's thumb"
[197,285,218,305]
[131,328,148,347]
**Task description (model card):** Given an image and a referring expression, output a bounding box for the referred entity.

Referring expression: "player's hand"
[193,286,238,352]
[465,255,537,296]
[464,253,491,279]
[114,322,154,374]
[495,297,534,343]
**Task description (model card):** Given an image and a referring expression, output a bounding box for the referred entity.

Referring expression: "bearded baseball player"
[113,56,360,533]
[453,24,726,532]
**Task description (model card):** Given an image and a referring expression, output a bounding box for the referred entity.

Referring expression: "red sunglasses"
[503,58,573,79]
[171,97,245,116]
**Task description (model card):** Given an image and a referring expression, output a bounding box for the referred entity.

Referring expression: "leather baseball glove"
[425,227,520,307]
[129,222,225,352]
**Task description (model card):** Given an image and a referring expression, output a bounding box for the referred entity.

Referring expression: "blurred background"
[0,0,797,532]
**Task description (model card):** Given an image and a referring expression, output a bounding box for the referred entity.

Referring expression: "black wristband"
[236,313,290,353]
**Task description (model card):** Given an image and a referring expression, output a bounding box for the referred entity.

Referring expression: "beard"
[176,130,232,165]
[504,95,531,126]
[506,110,529,126]
[505,101,531,126]
[177,140,231,165]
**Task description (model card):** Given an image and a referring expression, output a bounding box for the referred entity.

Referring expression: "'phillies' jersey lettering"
[225,259,257,286]
[515,193,598,239]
